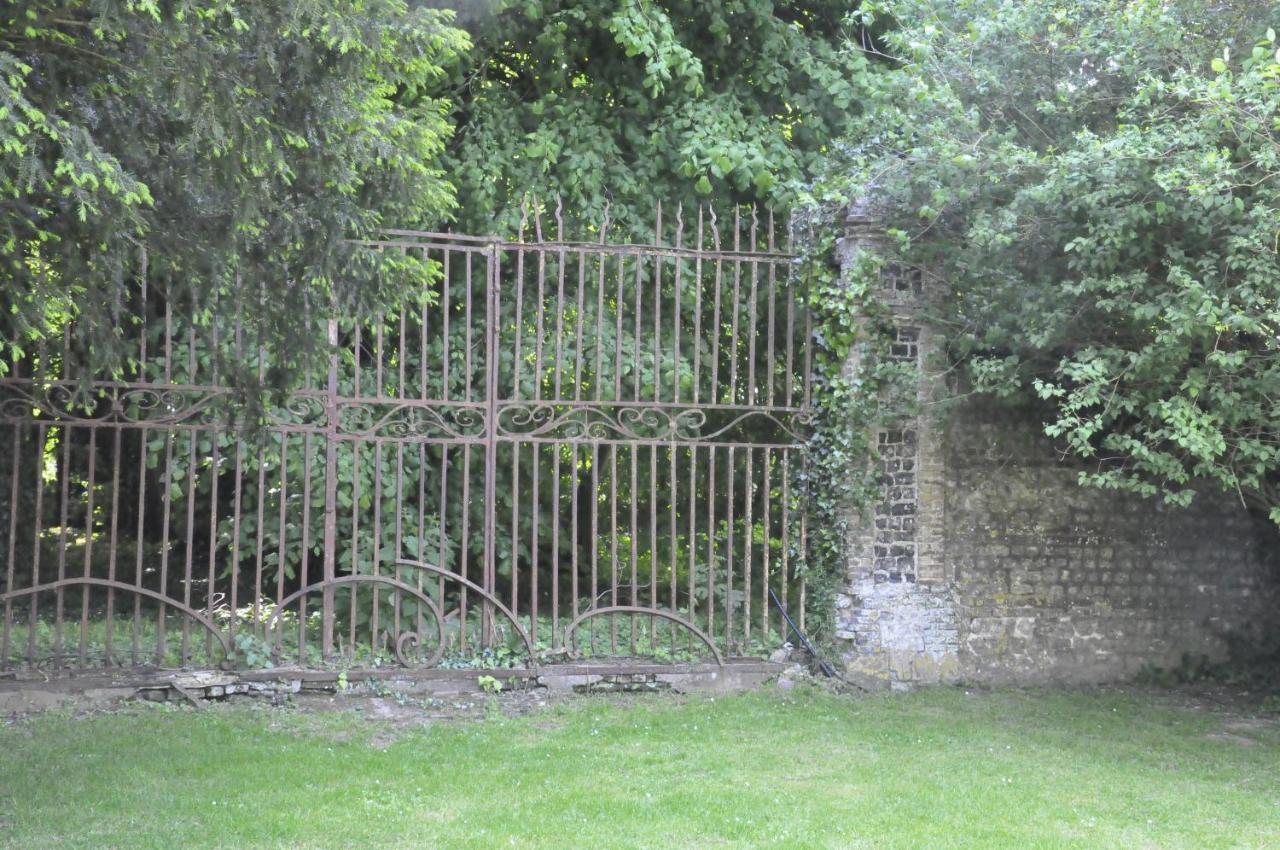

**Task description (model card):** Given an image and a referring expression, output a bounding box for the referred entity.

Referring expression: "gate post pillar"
[833,194,960,690]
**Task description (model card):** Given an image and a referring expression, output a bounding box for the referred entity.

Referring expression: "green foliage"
[233,633,275,670]
[443,0,872,234]
[826,0,1280,521]
[0,1,467,387]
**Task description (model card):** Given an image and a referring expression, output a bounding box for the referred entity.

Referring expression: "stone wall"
[942,401,1279,685]
[834,209,1280,689]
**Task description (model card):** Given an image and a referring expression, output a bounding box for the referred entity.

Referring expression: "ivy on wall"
[796,225,918,645]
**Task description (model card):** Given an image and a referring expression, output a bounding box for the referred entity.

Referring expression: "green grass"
[2,687,1278,849]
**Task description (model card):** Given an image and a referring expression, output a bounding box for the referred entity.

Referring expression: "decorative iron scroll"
[335,402,487,440]
[266,564,538,669]
[696,408,815,445]
[267,576,447,668]
[0,382,234,427]
[558,606,725,666]
[496,403,705,441]
[495,403,813,445]
[393,560,536,667]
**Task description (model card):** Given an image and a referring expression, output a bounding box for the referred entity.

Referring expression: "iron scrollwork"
[495,402,813,445]
[335,402,487,439]
[0,382,233,427]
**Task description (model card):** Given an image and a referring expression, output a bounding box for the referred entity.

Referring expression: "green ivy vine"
[795,228,918,648]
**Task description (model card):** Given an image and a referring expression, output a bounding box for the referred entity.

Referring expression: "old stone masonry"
[834,204,1280,690]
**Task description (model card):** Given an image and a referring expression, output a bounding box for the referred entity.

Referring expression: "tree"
[827,0,1280,521]
[437,0,872,234]
[1,1,467,387]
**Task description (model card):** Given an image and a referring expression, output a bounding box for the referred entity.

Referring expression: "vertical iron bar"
[106,424,122,664]
[551,441,560,645]
[372,441,383,654]
[710,212,723,402]
[570,443,580,631]
[589,442,599,654]
[528,442,538,646]
[436,445,448,648]
[652,203,662,405]
[275,432,289,653]
[253,441,266,640]
[459,444,471,651]
[668,444,677,652]
[781,451,790,627]
[442,250,451,400]
[131,427,146,663]
[2,426,20,667]
[465,251,474,403]
[747,210,760,405]
[767,229,777,408]
[672,206,684,404]
[705,447,716,641]
[686,444,697,654]
[510,442,520,617]
[609,444,618,652]
[181,429,197,664]
[595,251,606,402]
[761,447,772,641]
[78,428,98,665]
[416,441,427,638]
[299,432,313,664]
[648,444,658,644]
[574,252,586,401]
[513,246,526,399]
[158,432,174,662]
[729,210,742,405]
[632,252,642,402]
[743,447,754,648]
[799,452,809,631]
[27,425,46,664]
[534,242,546,402]
[322,319,339,658]
[54,428,70,665]
[724,445,735,650]
[693,208,704,404]
[628,444,638,653]
[205,439,219,663]
[614,254,624,402]
[483,242,501,644]
[230,438,244,652]
[349,440,361,651]
[554,245,566,400]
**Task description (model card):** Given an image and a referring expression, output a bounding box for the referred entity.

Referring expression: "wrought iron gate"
[0,205,813,671]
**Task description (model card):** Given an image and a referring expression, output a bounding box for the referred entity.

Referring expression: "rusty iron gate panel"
[0,205,813,672]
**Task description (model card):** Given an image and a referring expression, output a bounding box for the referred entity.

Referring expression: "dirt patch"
[1222,717,1277,734]
[254,685,586,748]
[1205,731,1260,746]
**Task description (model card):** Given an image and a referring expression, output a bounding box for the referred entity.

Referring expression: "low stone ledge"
[0,659,784,712]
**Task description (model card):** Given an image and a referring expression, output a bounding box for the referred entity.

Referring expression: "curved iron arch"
[266,576,446,668]
[0,578,233,664]
[559,605,725,666]
[392,560,536,668]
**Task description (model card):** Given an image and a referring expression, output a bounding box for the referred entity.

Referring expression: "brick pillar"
[833,199,959,690]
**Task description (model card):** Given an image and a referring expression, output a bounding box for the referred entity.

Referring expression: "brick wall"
[833,208,1280,689]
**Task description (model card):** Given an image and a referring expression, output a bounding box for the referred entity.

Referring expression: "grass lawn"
[1,686,1277,849]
